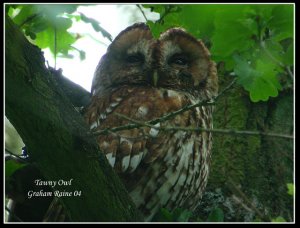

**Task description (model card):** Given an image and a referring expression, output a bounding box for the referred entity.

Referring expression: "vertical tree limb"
[5,15,142,222]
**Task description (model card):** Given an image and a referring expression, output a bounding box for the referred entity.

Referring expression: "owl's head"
[92,23,218,99]
[92,23,155,96]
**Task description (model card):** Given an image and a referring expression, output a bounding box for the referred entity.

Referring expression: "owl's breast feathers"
[84,86,212,220]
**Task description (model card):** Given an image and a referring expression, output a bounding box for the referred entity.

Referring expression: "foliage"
[142,4,294,102]
[271,216,287,222]
[206,207,224,222]
[6,4,112,61]
[153,207,224,222]
[152,208,192,222]
[5,160,27,179]
[287,183,294,196]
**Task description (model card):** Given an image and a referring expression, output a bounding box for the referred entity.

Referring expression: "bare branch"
[226,177,271,222]
[93,79,236,135]
[5,206,24,222]
[286,66,294,80]
[93,78,293,140]
[5,149,28,162]
[100,113,294,140]
[136,5,148,22]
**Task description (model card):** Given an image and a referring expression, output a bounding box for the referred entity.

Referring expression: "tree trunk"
[196,74,294,222]
[5,15,143,222]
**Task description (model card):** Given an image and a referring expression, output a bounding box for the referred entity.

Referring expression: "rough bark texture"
[5,15,143,222]
[196,74,294,222]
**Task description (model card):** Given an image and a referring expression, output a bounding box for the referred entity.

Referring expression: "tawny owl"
[84,23,218,221]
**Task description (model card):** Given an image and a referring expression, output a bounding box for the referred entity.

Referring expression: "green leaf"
[268,5,293,42]
[173,208,192,222]
[147,21,165,39]
[65,13,81,21]
[80,13,112,42]
[11,5,37,26]
[5,160,26,179]
[282,43,293,66]
[144,5,184,38]
[151,208,193,222]
[271,216,286,222]
[263,39,285,65]
[207,207,224,222]
[211,5,256,58]
[287,183,294,196]
[253,217,262,222]
[25,29,37,40]
[79,50,86,61]
[233,54,282,102]
[29,16,49,33]
[152,208,173,222]
[179,5,219,39]
[34,17,76,56]
[145,4,218,40]
[34,4,78,20]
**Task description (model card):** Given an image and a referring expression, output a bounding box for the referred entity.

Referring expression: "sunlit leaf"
[287,183,294,196]
[5,160,26,179]
[34,18,76,56]
[211,6,256,58]
[233,54,282,102]
[271,216,286,222]
[11,5,37,26]
[282,43,293,66]
[34,4,78,20]
[268,5,293,42]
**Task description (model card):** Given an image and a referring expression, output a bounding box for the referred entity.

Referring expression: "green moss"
[201,75,293,221]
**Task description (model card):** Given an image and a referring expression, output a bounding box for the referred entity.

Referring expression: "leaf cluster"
[7,4,112,61]
[143,4,293,102]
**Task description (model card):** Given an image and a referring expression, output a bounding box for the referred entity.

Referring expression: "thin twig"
[136,4,148,22]
[111,113,294,140]
[5,206,24,222]
[93,79,237,136]
[92,78,293,140]
[19,14,39,28]
[227,177,271,222]
[156,5,173,24]
[285,66,294,80]
[141,78,237,127]
[256,16,294,82]
[54,25,57,70]
[260,39,294,81]
[5,149,28,162]
[260,41,285,68]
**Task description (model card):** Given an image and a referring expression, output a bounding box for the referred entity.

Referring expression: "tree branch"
[136,5,148,22]
[94,79,236,136]
[5,15,142,222]
[94,77,293,141]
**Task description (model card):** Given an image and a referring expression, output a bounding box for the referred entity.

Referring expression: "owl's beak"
[152,71,159,87]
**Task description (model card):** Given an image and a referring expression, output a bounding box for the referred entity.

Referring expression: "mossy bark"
[5,15,143,222]
[197,74,294,221]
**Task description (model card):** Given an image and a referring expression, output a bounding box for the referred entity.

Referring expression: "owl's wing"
[84,86,193,174]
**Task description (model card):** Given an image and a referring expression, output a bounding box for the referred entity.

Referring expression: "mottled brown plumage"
[84,23,218,221]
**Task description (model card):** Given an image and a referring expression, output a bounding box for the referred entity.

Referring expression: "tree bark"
[195,74,294,222]
[5,15,143,222]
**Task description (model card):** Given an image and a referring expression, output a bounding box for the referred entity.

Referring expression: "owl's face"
[92,23,218,98]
